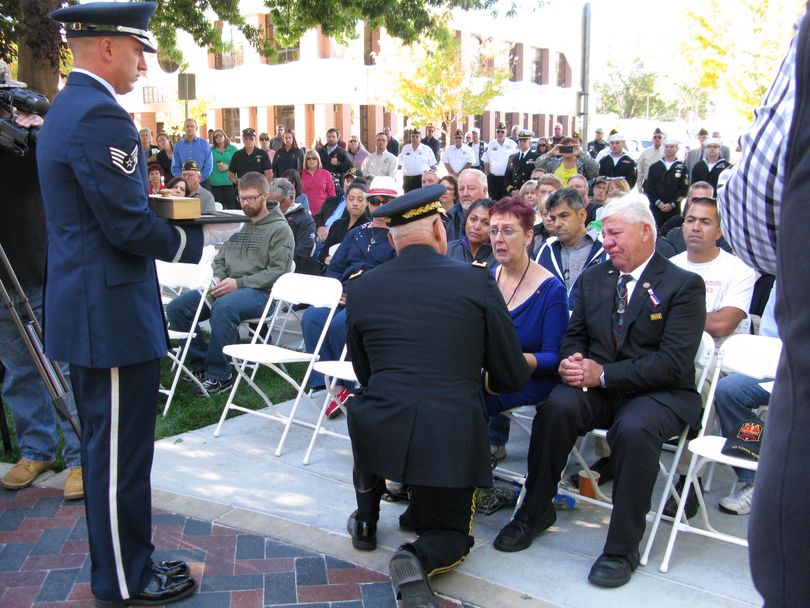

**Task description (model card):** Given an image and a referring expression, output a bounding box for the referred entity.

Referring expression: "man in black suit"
[494,195,706,588]
[505,129,540,193]
[345,185,529,607]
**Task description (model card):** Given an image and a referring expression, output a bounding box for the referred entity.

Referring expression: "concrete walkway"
[147,393,761,608]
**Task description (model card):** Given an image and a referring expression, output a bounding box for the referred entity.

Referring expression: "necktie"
[612,274,632,347]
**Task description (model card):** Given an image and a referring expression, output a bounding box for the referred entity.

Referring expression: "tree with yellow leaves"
[683,0,804,121]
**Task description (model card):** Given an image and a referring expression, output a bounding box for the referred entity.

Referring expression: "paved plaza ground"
[0,392,761,607]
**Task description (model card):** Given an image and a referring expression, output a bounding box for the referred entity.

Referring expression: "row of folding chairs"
[156,260,783,573]
[494,331,781,573]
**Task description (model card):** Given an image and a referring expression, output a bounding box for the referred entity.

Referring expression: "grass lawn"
[1,358,307,469]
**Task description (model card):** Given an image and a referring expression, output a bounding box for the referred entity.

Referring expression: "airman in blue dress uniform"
[37,3,203,606]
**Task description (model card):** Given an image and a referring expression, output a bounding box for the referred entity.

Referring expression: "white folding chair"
[212,272,343,457]
[492,405,536,487]
[156,260,214,416]
[302,346,356,465]
[560,333,717,518]
[657,333,782,573]
[639,331,717,565]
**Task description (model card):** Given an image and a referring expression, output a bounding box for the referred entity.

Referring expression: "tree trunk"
[17,0,61,101]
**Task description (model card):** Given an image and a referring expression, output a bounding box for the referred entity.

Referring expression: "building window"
[276,45,300,64]
[556,53,570,88]
[532,48,543,85]
[274,105,295,132]
[212,22,244,70]
[509,45,518,82]
[262,15,300,64]
[363,26,380,66]
[142,86,167,104]
[222,108,240,140]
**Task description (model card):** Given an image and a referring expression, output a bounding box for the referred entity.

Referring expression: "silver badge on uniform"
[110,144,139,174]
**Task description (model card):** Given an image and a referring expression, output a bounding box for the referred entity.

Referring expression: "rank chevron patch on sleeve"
[109,144,139,174]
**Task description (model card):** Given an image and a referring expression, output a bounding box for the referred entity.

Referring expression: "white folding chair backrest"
[156,260,214,293]
[719,334,782,379]
[156,260,214,416]
[694,331,716,393]
[213,272,344,456]
[246,272,343,348]
[271,272,343,308]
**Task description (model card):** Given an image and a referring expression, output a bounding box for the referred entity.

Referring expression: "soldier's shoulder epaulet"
[471,260,488,269]
[349,269,364,280]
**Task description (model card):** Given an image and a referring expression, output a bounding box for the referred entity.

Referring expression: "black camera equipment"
[0,244,81,441]
[0,76,50,157]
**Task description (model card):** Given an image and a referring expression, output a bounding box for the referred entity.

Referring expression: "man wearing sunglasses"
[587,128,607,159]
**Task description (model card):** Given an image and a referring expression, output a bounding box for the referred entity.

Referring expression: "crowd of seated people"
[150,122,769,591]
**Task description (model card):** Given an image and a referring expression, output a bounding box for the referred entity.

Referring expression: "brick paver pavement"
[0,487,473,608]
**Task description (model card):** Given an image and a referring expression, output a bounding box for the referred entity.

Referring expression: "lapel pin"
[642,282,651,289]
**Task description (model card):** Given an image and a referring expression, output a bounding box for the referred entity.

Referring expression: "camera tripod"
[0,243,81,450]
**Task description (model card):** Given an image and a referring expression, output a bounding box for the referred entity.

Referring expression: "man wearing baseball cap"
[38,3,203,605]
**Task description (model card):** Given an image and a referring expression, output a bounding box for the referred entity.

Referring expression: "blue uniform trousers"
[302,306,348,389]
[70,359,160,602]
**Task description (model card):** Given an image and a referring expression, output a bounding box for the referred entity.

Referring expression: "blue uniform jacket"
[534,234,607,310]
[37,72,203,368]
[326,222,396,290]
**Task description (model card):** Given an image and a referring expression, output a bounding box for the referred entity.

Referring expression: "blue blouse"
[487,275,569,412]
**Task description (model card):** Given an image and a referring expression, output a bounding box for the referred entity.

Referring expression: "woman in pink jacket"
[301,150,336,215]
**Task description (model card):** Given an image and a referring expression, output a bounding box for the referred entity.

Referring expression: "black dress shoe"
[588,549,639,588]
[149,559,190,578]
[347,510,377,551]
[389,547,436,608]
[567,456,614,487]
[663,476,702,519]
[94,571,196,607]
[493,506,556,552]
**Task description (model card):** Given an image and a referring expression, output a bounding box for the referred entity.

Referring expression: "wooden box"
[148,196,201,220]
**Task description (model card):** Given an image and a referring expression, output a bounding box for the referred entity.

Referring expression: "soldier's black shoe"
[389,548,436,608]
[588,549,640,588]
[493,505,556,552]
[94,571,196,606]
[149,559,190,578]
[347,510,377,551]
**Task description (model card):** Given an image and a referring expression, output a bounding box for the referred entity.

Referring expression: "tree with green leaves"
[595,58,674,120]
[0,0,494,100]
[378,21,510,140]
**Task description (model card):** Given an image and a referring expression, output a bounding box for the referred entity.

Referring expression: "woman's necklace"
[498,257,531,307]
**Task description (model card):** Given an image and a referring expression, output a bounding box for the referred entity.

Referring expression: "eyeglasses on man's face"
[237,193,266,204]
